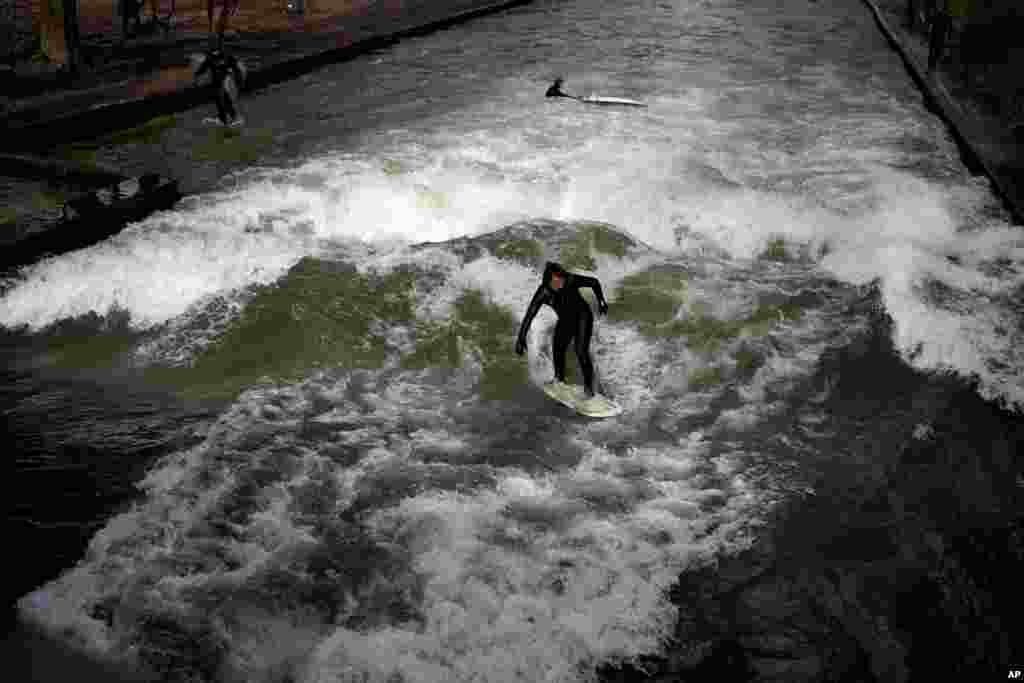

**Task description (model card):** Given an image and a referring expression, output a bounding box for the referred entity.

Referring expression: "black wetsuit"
[195,50,244,124]
[516,271,607,395]
[546,80,574,99]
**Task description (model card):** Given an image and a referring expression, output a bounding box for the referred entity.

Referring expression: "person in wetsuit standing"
[515,261,610,402]
[194,47,246,126]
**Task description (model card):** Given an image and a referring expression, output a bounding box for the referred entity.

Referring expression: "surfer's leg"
[552,318,573,384]
[215,87,230,125]
[222,78,238,122]
[574,310,595,396]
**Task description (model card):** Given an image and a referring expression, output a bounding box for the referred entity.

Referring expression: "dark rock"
[0,171,180,271]
[601,316,1023,683]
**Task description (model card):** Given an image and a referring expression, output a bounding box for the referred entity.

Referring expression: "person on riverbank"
[928,0,974,72]
[194,47,246,126]
[927,4,951,71]
[515,261,610,406]
[208,0,241,41]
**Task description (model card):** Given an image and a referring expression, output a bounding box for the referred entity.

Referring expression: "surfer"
[194,47,246,126]
[515,261,610,402]
[545,77,578,100]
[545,77,646,107]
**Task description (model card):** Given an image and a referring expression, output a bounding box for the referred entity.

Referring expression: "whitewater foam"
[19,350,767,682]
[15,233,863,681]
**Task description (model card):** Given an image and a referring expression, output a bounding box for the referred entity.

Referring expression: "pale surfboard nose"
[542,382,623,418]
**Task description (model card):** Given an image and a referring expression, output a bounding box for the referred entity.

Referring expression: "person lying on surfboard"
[515,261,610,406]
[545,77,578,100]
[545,78,647,107]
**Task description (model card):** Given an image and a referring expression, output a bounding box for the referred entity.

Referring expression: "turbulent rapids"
[12,216,852,681]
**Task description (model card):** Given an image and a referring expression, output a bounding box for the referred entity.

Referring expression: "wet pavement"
[1,0,532,147]
[0,0,532,267]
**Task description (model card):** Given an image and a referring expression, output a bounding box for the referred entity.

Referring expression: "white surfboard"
[542,382,623,418]
[579,95,647,107]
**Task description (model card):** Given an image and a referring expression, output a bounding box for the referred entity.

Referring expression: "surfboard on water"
[542,382,623,418]
[579,95,647,107]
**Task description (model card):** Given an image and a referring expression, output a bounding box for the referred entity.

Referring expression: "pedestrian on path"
[928,0,974,72]
[208,0,241,42]
[927,2,951,71]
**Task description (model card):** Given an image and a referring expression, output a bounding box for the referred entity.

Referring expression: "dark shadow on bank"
[597,295,1024,682]
[0,154,180,273]
[1,0,536,152]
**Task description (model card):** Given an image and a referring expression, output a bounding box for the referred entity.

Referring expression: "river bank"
[1,0,532,268]
[862,0,1024,225]
[3,0,534,145]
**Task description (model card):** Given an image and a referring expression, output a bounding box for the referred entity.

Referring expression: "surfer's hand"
[598,300,609,316]
[515,337,527,355]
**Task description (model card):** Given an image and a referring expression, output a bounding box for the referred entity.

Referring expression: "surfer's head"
[543,261,566,290]
[546,78,566,98]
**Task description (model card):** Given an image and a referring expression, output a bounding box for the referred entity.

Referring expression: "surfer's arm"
[572,275,606,303]
[194,56,211,81]
[572,274,609,314]
[229,57,246,87]
[516,286,549,347]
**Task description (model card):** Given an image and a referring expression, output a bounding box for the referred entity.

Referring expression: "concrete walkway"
[1,0,532,152]
[0,0,533,268]
[862,0,1024,225]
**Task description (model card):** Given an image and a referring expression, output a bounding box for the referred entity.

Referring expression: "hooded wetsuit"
[516,263,608,395]
[546,78,576,99]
